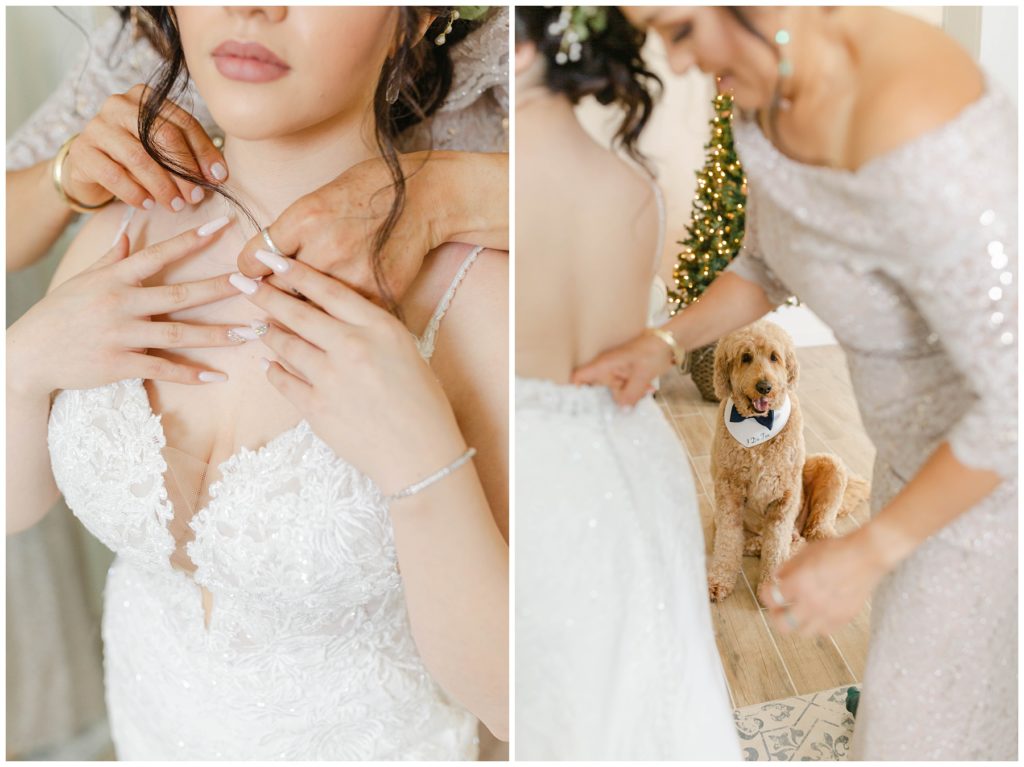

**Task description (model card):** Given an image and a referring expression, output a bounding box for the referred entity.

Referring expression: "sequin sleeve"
[724,189,792,307]
[892,204,1018,478]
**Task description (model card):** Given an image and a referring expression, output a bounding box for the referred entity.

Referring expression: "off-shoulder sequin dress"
[46,248,485,760]
[726,78,1018,760]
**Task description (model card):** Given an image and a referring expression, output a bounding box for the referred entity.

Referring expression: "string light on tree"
[669,92,747,311]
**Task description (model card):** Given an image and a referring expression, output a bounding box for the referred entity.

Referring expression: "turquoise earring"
[774,28,793,111]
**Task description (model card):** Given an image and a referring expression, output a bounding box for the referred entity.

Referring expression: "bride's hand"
[235,151,508,303]
[227,254,468,496]
[64,84,227,212]
[571,332,673,406]
[7,217,242,397]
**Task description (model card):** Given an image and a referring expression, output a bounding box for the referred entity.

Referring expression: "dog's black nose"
[755,380,772,395]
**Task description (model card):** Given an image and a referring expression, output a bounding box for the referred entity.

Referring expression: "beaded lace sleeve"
[723,189,792,307]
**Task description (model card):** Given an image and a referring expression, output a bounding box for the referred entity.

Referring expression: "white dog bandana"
[723,395,792,448]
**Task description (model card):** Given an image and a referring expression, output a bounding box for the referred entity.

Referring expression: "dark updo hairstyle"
[116,7,477,313]
[515,7,660,170]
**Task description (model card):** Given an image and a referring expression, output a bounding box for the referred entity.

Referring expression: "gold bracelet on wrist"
[648,326,683,366]
[51,134,114,214]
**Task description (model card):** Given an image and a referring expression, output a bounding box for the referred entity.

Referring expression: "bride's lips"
[211,40,290,83]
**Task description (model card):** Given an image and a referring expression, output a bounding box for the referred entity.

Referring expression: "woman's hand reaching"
[63,84,227,212]
[571,331,674,406]
[235,150,508,304]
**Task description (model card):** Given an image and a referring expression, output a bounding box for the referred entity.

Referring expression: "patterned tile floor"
[734,686,857,761]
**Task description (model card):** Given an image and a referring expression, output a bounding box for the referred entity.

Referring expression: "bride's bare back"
[516,95,660,383]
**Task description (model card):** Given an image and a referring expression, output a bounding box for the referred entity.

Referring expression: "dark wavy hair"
[515,7,660,168]
[116,7,476,312]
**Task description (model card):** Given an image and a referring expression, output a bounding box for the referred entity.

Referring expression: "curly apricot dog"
[707,320,870,603]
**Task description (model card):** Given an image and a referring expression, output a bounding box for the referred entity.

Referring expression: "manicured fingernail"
[191,187,205,204]
[171,197,185,212]
[227,327,256,342]
[142,198,154,210]
[229,272,259,295]
[198,371,228,383]
[254,249,290,274]
[210,162,227,181]
[197,216,230,237]
[226,320,268,342]
[259,357,271,372]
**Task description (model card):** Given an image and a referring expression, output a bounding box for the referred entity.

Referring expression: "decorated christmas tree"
[669,92,747,310]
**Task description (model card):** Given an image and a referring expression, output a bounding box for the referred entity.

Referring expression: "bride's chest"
[47,379,401,608]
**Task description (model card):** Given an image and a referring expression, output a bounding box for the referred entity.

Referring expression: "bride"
[514,7,738,760]
[7,6,507,760]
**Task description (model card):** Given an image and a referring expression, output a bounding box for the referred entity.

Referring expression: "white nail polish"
[198,371,228,383]
[229,273,259,295]
[142,199,155,210]
[171,197,185,212]
[249,320,269,337]
[191,187,205,204]
[210,162,227,181]
[259,358,271,373]
[197,216,230,237]
[254,248,290,274]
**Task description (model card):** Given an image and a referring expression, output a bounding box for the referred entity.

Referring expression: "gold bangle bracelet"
[51,134,114,214]
[649,326,683,366]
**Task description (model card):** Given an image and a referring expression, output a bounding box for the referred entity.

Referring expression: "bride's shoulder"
[404,242,507,334]
[49,202,133,293]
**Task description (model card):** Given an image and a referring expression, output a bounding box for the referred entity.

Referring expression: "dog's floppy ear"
[785,345,800,387]
[713,336,733,400]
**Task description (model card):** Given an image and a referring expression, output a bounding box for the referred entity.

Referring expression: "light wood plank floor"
[656,345,874,709]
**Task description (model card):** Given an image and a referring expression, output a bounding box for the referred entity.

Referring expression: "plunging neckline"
[135,376,311,631]
[134,323,436,630]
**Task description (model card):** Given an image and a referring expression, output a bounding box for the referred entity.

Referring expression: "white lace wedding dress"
[47,247,485,760]
[515,182,739,760]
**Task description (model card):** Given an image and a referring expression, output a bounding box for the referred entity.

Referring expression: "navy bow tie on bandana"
[730,404,774,430]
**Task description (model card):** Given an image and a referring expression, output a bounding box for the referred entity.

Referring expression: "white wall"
[979,6,1018,105]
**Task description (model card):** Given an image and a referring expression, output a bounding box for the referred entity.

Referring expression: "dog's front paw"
[804,524,837,541]
[743,536,762,556]
[708,572,737,602]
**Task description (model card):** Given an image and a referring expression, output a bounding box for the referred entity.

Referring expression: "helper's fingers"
[617,371,653,408]
[571,354,618,387]
[72,143,151,210]
[145,121,208,207]
[117,216,232,283]
[99,122,191,212]
[236,197,311,277]
[121,85,228,185]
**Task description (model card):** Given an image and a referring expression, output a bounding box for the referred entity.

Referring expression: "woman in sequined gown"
[8,8,508,759]
[515,9,740,760]
[576,8,1017,760]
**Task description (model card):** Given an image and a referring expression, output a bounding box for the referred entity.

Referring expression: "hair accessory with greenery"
[546,6,609,64]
